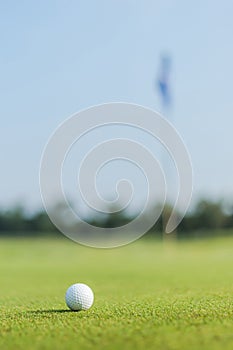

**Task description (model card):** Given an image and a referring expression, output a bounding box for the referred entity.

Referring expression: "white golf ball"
[65,283,94,311]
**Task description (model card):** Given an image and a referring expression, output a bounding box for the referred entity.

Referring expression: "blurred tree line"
[1,199,233,237]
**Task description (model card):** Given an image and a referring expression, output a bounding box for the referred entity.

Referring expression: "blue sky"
[1,0,233,211]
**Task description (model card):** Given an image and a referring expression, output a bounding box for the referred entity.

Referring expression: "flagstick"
[157,54,177,247]
[161,106,177,248]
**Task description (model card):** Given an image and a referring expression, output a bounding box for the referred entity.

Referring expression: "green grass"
[0,235,233,350]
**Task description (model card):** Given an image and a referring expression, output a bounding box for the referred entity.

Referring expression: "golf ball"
[65,283,94,311]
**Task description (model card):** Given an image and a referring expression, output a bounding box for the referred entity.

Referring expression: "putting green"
[0,235,233,350]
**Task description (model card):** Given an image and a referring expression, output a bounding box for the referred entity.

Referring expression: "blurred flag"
[157,54,172,108]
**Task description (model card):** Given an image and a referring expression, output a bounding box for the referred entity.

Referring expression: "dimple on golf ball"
[65,283,94,311]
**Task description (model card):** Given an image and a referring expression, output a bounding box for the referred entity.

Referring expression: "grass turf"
[0,235,233,349]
